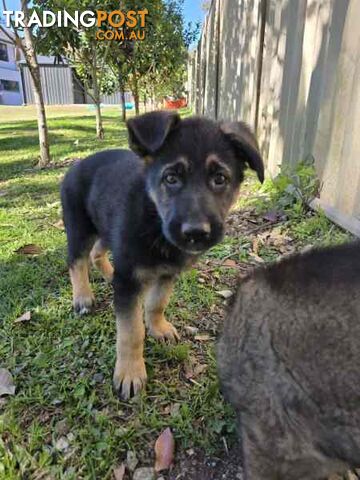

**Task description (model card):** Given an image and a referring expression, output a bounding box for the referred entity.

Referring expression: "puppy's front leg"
[113,274,147,400]
[145,275,179,342]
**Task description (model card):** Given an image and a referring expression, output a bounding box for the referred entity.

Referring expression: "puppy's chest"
[135,259,195,285]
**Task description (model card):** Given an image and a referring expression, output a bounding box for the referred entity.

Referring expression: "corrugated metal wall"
[22,65,130,106]
[188,0,360,236]
[22,65,74,105]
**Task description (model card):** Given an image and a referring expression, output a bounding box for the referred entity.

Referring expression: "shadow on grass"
[0,244,69,324]
[0,133,71,153]
[0,115,126,135]
[0,157,36,182]
[0,130,129,182]
[0,177,62,208]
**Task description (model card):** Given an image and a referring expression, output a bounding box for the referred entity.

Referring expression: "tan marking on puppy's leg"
[113,299,147,400]
[90,239,114,282]
[144,277,179,341]
[70,257,94,314]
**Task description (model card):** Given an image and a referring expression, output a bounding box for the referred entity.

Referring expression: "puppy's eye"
[211,172,228,188]
[214,173,227,185]
[163,173,181,186]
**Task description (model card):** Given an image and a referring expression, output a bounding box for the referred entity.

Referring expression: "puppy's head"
[127,111,264,255]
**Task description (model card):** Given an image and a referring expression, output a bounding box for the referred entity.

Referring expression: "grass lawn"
[0,106,353,479]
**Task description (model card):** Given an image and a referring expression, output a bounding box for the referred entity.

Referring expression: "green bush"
[263,158,320,213]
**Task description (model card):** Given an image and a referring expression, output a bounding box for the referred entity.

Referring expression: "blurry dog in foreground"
[218,241,360,479]
[61,110,264,400]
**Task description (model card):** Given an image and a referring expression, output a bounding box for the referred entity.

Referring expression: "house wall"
[0,29,23,105]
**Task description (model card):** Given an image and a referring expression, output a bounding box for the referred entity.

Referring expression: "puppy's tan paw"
[73,294,94,315]
[148,319,179,342]
[113,358,147,400]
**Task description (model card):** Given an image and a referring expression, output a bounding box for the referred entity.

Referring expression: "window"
[0,43,9,62]
[0,80,20,92]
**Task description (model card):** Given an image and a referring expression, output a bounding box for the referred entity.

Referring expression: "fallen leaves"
[194,333,211,342]
[262,209,282,223]
[55,436,69,452]
[248,251,265,263]
[113,464,126,480]
[184,325,199,336]
[0,369,15,396]
[52,219,64,230]
[15,244,42,255]
[154,428,175,472]
[184,356,208,380]
[216,289,233,299]
[14,311,31,324]
[222,258,237,267]
[133,467,155,480]
[126,450,139,472]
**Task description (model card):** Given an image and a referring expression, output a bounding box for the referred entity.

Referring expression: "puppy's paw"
[73,294,94,315]
[113,358,147,401]
[148,319,180,342]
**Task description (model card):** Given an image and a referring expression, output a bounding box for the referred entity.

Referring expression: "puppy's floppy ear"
[220,121,264,183]
[127,110,180,156]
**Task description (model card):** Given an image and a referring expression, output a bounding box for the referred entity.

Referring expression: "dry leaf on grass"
[194,334,211,342]
[248,252,265,263]
[252,237,260,255]
[55,436,69,451]
[216,290,233,299]
[184,356,208,380]
[184,326,199,336]
[113,463,126,480]
[263,210,280,222]
[0,369,15,396]
[133,467,155,480]
[193,364,207,376]
[126,450,138,472]
[154,427,175,472]
[14,311,31,323]
[222,259,237,267]
[15,244,42,255]
[52,219,64,230]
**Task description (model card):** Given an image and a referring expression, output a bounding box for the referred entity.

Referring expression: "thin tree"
[1,0,51,166]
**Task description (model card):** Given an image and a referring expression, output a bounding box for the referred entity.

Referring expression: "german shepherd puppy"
[218,241,360,479]
[61,110,264,400]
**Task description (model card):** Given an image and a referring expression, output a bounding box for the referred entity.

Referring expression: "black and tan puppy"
[61,110,264,400]
[218,241,360,479]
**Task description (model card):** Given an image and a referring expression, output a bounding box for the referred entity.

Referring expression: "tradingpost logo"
[3,9,148,41]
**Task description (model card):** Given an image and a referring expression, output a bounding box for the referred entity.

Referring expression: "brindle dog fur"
[218,241,360,479]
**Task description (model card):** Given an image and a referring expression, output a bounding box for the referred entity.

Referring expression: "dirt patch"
[169,446,243,480]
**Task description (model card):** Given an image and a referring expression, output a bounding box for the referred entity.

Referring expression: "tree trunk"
[132,76,140,115]
[143,91,147,113]
[92,60,104,139]
[119,80,126,122]
[21,0,50,167]
[94,101,104,139]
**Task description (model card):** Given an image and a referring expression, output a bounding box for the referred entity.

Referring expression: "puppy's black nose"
[181,222,211,244]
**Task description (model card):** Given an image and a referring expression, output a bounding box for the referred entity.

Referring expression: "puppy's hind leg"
[70,255,95,315]
[90,239,114,282]
[144,275,179,342]
[62,202,96,315]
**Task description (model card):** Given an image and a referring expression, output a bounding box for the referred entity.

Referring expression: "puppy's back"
[218,241,360,479]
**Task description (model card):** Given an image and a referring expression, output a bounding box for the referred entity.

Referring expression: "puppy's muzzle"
[181,221,211,247]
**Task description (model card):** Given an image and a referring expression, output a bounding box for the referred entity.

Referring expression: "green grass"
[0,106,233,479]
[0,107,352,479]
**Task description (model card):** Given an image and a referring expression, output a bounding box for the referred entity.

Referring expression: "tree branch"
[0,24,15,43]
